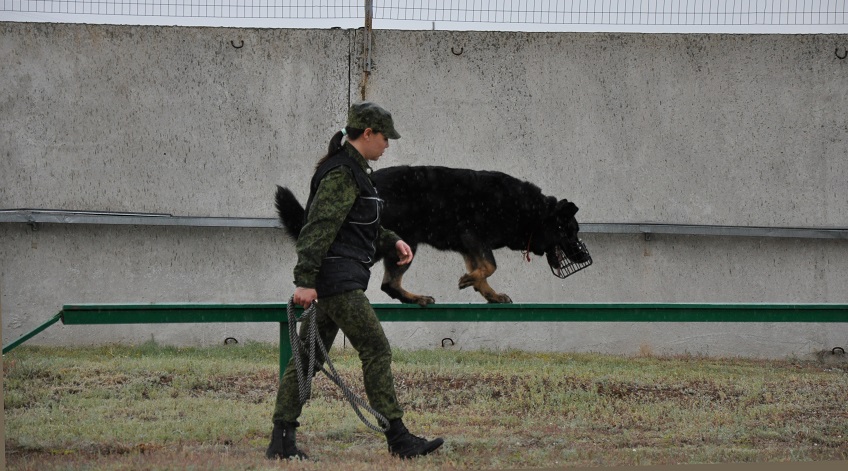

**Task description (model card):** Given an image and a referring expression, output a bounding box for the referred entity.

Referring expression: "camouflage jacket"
[293,142,401,289]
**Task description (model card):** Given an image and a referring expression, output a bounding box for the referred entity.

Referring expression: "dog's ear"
[556,200,579,219]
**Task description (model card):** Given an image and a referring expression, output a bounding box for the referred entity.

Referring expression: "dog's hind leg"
[458,247,512,304]
[380,245,436,306]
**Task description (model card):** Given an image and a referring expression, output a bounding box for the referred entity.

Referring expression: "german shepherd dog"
[275,166,590,305]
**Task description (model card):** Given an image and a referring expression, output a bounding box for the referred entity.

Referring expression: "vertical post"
[364,0,373,73]
[359,0,374,99]
[1,293,5,470]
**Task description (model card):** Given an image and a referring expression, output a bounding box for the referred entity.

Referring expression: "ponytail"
[315,126,364,169]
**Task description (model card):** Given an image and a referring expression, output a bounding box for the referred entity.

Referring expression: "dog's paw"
[415,296,436,307]
[484,293,513,304]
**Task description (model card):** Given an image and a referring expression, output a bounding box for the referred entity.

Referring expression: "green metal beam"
[369,303,848,323]
[60,303,287,324]
[59,302,848,324]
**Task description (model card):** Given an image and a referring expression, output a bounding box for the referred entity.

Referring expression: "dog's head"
[543,200,592,278]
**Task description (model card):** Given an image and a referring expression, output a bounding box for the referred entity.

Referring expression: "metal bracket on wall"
[1,210,847,240]
[0,209,278,228]
[587,222,848,240]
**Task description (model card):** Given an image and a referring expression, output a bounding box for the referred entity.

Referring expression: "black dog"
[275,166,588,305]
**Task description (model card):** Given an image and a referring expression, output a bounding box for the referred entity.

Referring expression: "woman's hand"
[293,287,318,309]
[395,240,414,266]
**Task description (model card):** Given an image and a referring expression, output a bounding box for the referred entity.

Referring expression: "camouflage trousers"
[272,289,404,424]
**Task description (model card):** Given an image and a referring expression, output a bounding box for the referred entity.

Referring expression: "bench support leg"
[2,312,63,354]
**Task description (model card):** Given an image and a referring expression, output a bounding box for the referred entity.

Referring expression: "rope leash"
[287,297,390,433]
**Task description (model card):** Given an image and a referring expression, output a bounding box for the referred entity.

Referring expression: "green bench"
[4,303,847,374]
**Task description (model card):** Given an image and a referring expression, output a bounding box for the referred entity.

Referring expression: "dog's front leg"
[380,256,436,306]
[459,250,512,304]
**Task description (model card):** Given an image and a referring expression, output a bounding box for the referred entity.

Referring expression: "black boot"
[265,420,308,460]
[384,418,444,459]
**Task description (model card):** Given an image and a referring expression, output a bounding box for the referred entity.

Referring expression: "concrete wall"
[2,23,846,358]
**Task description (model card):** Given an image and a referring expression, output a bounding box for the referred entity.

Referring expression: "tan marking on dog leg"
[459,255,512,303]
[381,263,435,306]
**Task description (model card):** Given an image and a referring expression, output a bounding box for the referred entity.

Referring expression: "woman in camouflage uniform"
[266,102,444,460]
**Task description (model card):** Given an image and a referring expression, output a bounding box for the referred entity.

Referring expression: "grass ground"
[4,342,848,470]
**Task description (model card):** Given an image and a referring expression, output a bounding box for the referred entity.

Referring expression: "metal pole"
[364,0,372,74]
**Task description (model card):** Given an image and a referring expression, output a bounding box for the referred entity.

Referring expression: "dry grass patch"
[4,343,847,470]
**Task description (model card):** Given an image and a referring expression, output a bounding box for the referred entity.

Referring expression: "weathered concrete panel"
[0,223,293,346]
[361,31,848,227]
[1,23,350,216]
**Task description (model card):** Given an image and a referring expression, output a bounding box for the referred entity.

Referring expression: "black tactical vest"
[304,149,383,297]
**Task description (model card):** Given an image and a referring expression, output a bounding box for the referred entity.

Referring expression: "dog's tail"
[274,185,305,239]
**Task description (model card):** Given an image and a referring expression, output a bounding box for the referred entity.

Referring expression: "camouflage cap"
[347,102,401,139]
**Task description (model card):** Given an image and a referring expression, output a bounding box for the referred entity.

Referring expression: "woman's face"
[356,129,390,161]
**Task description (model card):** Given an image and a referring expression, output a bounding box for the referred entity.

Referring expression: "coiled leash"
[287,297,390,433]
